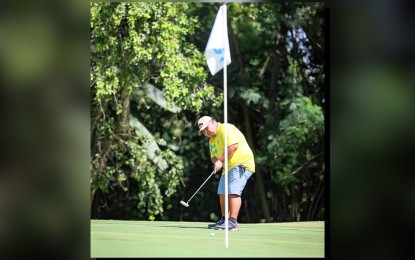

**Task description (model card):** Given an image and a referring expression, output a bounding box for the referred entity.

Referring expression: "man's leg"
[214,194,240,230]
[219,194,225,217]
[216,166,252,230]
[208,195,226,229]
[229,194,241,219]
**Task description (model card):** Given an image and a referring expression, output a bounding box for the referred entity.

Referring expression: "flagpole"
[222,3,229,248]
[203,3,231,248]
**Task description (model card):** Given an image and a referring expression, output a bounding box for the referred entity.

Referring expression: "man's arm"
[218,143,238,163]
[212,143,238,172]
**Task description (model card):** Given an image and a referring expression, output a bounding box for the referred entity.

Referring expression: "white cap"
[197,116,213,135]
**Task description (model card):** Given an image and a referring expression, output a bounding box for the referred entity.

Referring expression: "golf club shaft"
[186,171,215,203]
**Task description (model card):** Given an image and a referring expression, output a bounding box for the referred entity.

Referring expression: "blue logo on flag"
[213,48,225,63]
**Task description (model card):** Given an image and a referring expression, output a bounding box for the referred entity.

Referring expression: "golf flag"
[205,5,231,75]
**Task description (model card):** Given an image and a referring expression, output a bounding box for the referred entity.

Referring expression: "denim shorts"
[217,165,253,195]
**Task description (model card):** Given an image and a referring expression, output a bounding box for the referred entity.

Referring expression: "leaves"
[91,2,221,220]
[91,2,325,222]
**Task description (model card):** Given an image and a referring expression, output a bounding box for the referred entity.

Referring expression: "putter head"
[180,200,189,207]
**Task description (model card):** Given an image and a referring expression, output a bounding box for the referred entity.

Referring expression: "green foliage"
[90,2,325,222]
[240,88,262,105]
[268,96,324,182]
[90,2,222,220]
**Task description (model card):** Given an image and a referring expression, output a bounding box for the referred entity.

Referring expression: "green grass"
[91,220,325,257]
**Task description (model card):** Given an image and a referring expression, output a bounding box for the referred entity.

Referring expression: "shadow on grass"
[156,225,208,229]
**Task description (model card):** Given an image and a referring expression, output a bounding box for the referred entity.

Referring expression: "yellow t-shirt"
[209,123,255,174]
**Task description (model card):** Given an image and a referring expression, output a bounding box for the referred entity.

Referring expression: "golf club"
[180,170,215,207]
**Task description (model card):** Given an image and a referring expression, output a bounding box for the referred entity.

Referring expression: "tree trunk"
[231,19,272,223]
[90,135,110,212]
[118,83,131,135]
[311,176,324,220]
[269,25,288,111]
[242,103,271,222]
[268,53,279,111]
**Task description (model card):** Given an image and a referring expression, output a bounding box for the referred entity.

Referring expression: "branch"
[98,100,106,121]
[259,54,271,78]
[292,152,324,175]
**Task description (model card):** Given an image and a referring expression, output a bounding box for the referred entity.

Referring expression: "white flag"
[205,5,231,76]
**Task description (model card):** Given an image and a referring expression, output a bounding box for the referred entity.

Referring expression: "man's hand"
[214,160,223,173]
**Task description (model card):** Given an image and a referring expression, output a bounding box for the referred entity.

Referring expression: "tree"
[90,2,326,223]
[90,2,221,220]
[189,2,326,222]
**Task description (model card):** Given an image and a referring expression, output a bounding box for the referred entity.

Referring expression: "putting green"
[91,220,325,257]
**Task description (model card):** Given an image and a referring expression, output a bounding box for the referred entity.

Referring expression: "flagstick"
[204,3,230,248]
[222,3,229,249]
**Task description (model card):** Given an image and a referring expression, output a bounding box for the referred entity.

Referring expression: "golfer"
[197,116,255,230]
